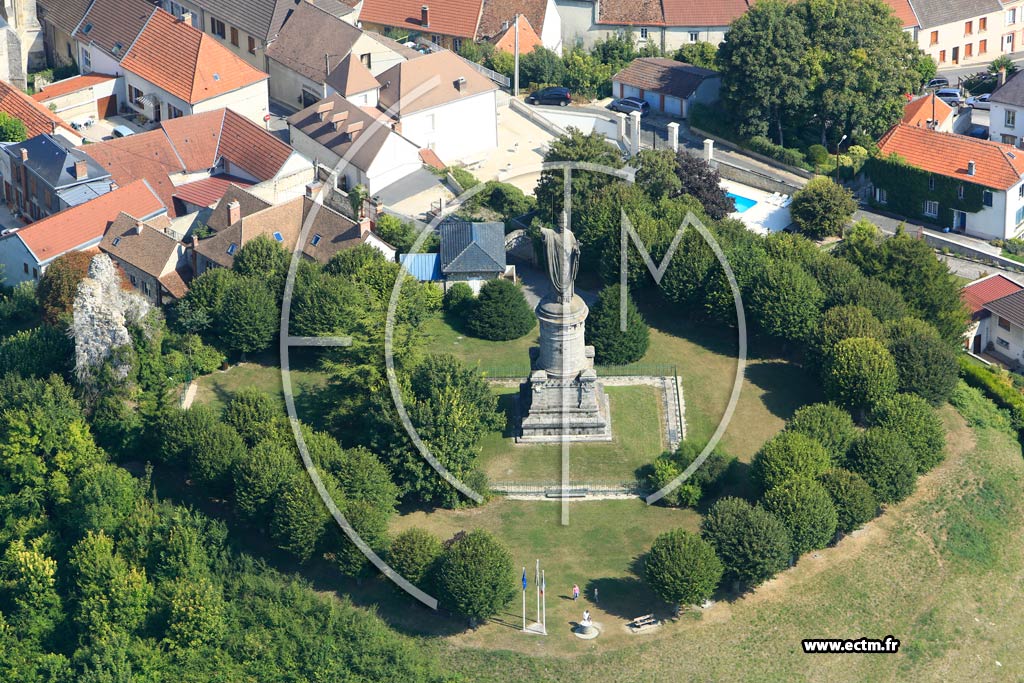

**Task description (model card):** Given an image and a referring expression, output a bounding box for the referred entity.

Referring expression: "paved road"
[514,259,596,308]
[938,51,1024,81]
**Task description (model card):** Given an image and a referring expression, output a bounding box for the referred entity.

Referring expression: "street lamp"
[835,134,848,183]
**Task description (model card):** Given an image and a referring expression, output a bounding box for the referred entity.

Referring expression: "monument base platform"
[516,374,613,443]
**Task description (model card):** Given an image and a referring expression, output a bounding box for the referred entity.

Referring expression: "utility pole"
[514,14,520,97]
[541,569,547,634]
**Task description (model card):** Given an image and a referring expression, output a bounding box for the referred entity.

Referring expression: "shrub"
[36,251,92,323]
[761,478,838,557]
[785,403,857,463]
[751,431,832,492]
[846,428,917,504]
[790,177,857,240]
[643,529,723,609]
[436,530,517,625]
[449,167,479,192]
[885,318,958,405]
[586,284,649,364]
[388,528,443,587]
[466,279,535,340]
[746,135,808,169]
[647,442,732,507]
[807,144,830,166]
[701,497,791,589]
[869,394,945,472]
[819,305,886,360]
[824,337,898,415]
[442,282,475,320]
[949,380,1014,432]
[957,356,1024,430]
[818,468,878,533]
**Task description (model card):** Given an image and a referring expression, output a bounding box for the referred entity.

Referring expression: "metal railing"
[489,481,644,496]
[479,363,677,379]
[417,38,512,88]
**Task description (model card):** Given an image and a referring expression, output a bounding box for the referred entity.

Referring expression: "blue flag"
[522,568,527,591]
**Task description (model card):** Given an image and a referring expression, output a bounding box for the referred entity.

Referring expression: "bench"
[628,614,658,630]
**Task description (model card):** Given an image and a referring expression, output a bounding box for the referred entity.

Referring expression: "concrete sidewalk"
[854,208,1002,257]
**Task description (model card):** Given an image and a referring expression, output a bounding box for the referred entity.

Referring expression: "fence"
[418,38,511,88]
[489,481,644,497]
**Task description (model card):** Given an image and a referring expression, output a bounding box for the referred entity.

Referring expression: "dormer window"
[227,243,237,255]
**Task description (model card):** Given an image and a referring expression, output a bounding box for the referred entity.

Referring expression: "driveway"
[514,259,597,308]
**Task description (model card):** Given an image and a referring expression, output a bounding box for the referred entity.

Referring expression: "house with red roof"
[0,179,166,286]
[0,79,80,146]
[868,123,1024,240]
[961,273,1024,355]
[902,94,955,133]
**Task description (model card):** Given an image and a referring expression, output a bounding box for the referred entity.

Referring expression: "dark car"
[526,87,571,106]
[925,77,950,90]
[608,96,650,115]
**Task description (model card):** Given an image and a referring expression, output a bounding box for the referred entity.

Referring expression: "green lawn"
[479,385,665,484]
[192,349,329,419]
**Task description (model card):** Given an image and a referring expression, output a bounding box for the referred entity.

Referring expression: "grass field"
[433,405,1024,682]
[192,349,329,419]
[478,385,665,484]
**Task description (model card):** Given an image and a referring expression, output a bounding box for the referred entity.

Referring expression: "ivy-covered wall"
[864,154,988,228]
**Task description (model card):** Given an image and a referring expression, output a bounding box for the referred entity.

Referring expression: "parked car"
[526,87,571,106]
[111,125,136,138]
[926,77,950,90]
[967,93,992,110]
[608,96,650,116]
[935,88,964,107]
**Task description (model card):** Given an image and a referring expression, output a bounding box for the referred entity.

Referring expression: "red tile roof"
[491,15,543,54]
[880,0,919,28]
[902,94,954,128]
[962,273,1023,315]
[478,0,547,38]
[662,0,750,26]
[360,0,485,39]
[32,73,118,102]
[598,0,664,25]
[173,175,255,208]
[216,108,294,179]
[419,147,445,170]
[120,9,268,105]
[17,180,165,264]
[0,80,78,139]
[159,110,223,171]
[877,124,1024,191]
[80,130,184,216]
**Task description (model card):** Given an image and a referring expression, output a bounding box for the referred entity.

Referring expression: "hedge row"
[958,355,1024,430]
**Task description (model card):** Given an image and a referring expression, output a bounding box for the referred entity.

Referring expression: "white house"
[477,0,562,54]
[376,50,498,164]
[977,285,1024,364]
[962,273,1024,355]
[989,70,1024,147]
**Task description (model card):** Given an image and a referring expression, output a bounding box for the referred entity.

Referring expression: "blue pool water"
[727,192,758,213]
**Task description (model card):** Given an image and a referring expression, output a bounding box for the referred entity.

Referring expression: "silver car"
[967,93,992,110]
[935,88,964,107]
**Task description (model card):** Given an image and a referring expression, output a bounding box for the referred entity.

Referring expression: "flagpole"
[541,569,547,635]
[522,566,526,632]
[535,559,540,627]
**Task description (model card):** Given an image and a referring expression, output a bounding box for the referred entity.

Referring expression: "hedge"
[958,355,1024,430]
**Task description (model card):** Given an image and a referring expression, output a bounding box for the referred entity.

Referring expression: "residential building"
[0,77,81,144]
[375,50,498,163]
[31,72,118,126]
[1,133,108,221]
[264,1,411,111]
[438,219,508,292]
[962,273,1023,354]
[83,108,313,216]
[901,0,1004,68]
[979,287,1024,365]
[0,178,165,285]
[100,211,192,304]
[73,0,156,77]
[287,94,421,194]
[611,57,719,118]
[477,0,562,54]
[989,70,1024,147]
[868,123,1024,240]
[902,94,956,132]
[324,54,383,107]
[36,0,89,68]
[488,14,544,54]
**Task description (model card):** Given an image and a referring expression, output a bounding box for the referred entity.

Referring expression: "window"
[80,46,91,72]
[689,31,699,42]
[128,84,144,105]
[430,34,441,45]
[999,316,1012,331]
[930,30,939,45]
[1008,109,1017,128]
[142,281,150,296]
[272,231,284,242]
[639,27,649,40]
[939,50,946,63]
[453,37,462,51]
[923,200,939,217]
[360,52,371,68]
[874,187,887,204]
[22,263,27,274]
[211,17,226,38]
[168,1,185,19]
[167,104,184,119]
[129,274,136,286]
[984,190,994,206]
[226,243,237,255]
[965,43,973,58]
[1008,8,1017,24]
[311,233,322,246]
[1003,134,1018,145]
[111,41,124,56]
[980,17,988,31]
[981,39,988,54]
[997,337,1010,349]
[32,268,37,280]
[966,21,973,35]
[958,184,965,200]
[1016,204,1024,224]
[230,27,239,46]
[248,36,256,54]
[112,237,121,247]
[928,176,935,191]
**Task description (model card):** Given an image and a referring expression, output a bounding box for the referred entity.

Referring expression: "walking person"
[593,587,598,604]
[572,584,580,601]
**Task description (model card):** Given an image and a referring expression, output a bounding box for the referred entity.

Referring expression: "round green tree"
[223,388,282,447]
[869,394,945,472]
[700,497,791,589]
[436,530,517,626]
[819,305,886,360]
[748,259,824,344]
[751,431,832,492]
[233,439,299,524]
[847,428,917,504]
[465,279,535,341]
[790,176,857,240]
[885,317,958,405]
[824,337,898,415]
[585,284,650,364]
[761,478,838,557]
[442,282,475,321]
[188,422,246,496]
[785,402,857,463]
[643,529,723,610]
[217,277,278,354]
[388,528,443,586]
[818,468,878,534]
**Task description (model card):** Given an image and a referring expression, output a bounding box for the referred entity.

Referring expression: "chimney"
[227,199,241,225]
[305,180,323,199]
[454,76,467,91]
[421,5,429,27]
[1000,67,1008,87]
[73,159,88,180]
[179,10,192,25]
[358,217,372,237]
[968,160,976,176]
[134,220,145,235]
[19,148,27,162]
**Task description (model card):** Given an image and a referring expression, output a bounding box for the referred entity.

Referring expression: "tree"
[349,184,369,217]
[818,468,878,533]
[388,528,443,586]
[824,337,898,415]
[789,177,857,240]
[647,441,733,507]
[0,112,26,142]
[847,428,917,503]
[519,47,566,88]
[989,54,1019,77]
[1,539,62,641]
[885,317,958,404]
[534,128,624,226]
[188,422,246,496]
[375,214,424,253]
[223,388,283,447]
[716,0,810,145]
[65,463,142,537]
[173,268,237,334]
[325,243,384,276]
[217,276,277,354]
[466,279,535,341]
[332,446,399,514]
[673,153,734,219]
[819,305,886,360]
[290,272,371,338]
[761,478,838,556]
[69,531,152,640]
[162,575,225,650]
[752,431,832,491]
[232,235,288,291]
[233,439,299,523]
[36,251,93,323]
[785,403,857,463]
[436,530,516,625]
[869,394,945,472]
[442,282,475,321]
[748,259,824,343]
[585,284,649,364]
[674,42,717,69]
[643,529,723,610]
[635,149,682,199]
[271,470,335,563]
[701,497,792,589]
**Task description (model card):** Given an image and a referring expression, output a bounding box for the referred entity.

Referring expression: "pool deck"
[721,179,793,234]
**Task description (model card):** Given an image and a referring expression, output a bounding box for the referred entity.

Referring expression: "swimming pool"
[727,192,758,213]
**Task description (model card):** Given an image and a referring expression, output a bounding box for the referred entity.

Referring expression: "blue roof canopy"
[399,253,442,281]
